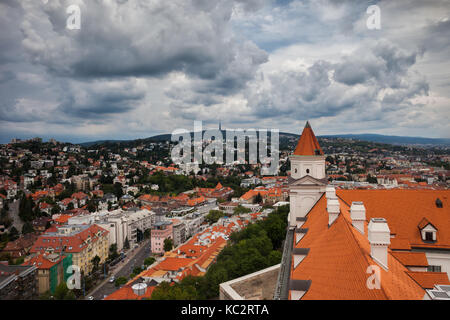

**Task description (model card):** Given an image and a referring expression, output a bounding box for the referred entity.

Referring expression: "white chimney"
[327,196,340,226]
[350,201,366,235]
[368,218,391,270]
[325,185,336,199]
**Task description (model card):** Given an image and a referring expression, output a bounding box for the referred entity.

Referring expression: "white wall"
[289,188,323,226]
[425,252,450,278]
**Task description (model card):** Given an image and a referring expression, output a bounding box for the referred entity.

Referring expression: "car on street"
[109,276,115,283]
[87,296,94,300]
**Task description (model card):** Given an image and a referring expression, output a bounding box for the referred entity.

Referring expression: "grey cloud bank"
[0,0,449,143]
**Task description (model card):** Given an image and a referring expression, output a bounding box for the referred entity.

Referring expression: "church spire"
[305,120,311,129]
[293,121,323,156]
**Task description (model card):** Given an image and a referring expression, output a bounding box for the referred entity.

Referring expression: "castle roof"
[293,121,323,156]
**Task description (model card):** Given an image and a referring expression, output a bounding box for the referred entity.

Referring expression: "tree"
[53,282,75,300]
[204,210,224,225]
[86,200,97,213]
[253,192,263,204]
[367,174,378,184]
[108,244,119,261]
[19,194,34,222]
[268,250,282,266]
[22,222,34,234]
[124,237,130,250]
[113,182,123,199]
[233,205,251,215]
[51,205,61,215]
[115,276,127,287]
[144,257,155,266]
[91,255,100,273]
[163,238,173,252]
[133,266,143,275]
[9,226,19,241]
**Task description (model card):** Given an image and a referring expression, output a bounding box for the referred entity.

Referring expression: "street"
[8,199,23,232]
[89,239,152,300]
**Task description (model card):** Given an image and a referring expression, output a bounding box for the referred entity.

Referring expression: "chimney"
[325,185,336,199]
[325,185,340,226]
[327,197,340,226]
[368,218,390,269]
[350,201,366,235]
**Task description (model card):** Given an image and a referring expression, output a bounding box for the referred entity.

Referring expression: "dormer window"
[418,218,437,242]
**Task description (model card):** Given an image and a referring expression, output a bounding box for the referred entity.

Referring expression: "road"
[89,239,152,300]
[8,199,23,232]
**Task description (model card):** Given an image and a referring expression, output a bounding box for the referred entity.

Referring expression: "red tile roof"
[337,190,450,249]
[104,284,155,300]
[389,238,412,251]
[30,224,108,254]
[22,253,66,270]
[155,257,194,271]
[406,272,450,289]
[391,252,428,267]
[293,121,323,156]
[291,195,425,300]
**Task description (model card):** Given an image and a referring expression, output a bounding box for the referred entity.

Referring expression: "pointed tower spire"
[293,121,323,156]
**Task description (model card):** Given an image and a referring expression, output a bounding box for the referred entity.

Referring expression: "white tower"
[289,122,327,227]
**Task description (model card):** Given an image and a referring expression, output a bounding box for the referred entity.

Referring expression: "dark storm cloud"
[19,0,264,82]
[56,79,146,119]
[421,18,450,52]
[0,0,448,142]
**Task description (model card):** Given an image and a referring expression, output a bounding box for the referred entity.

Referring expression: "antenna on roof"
[305,121,311,129]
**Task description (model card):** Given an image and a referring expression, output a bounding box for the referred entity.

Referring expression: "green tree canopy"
[163,238,173,252]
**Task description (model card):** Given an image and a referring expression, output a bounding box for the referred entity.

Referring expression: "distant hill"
[319,134,450,146]
[79,132,449,147]
[80,139,131,147]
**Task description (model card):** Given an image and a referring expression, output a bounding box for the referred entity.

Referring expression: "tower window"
[306,169,310,174]
[295,169,297,173]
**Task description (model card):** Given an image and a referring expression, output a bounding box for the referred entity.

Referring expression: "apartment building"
[30,224,109,275]
[151,221,173,255]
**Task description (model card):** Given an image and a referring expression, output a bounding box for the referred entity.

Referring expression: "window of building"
[428,265,441,272]
[306,169,310,174]
[425,232,434,242]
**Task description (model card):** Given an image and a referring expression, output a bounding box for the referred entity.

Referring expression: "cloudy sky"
[0,0,449,143]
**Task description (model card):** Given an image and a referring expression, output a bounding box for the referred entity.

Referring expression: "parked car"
[87,296,94,300]
[109,276,115,283]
